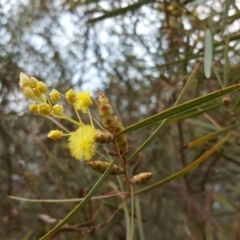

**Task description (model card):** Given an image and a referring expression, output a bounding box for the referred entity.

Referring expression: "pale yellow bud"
[130,172,153,184]
[87,161,124,175]
[38,103,51,117]
[94,130,114,143]
[29,103,39,114]
[30,77,39,88]
[50,89,61,102]
[52,104,64,116]
[37,81,48,94]
[22,86,42,101]
[47,130,63,139]
[66,89,76,104]
[19,72,31,88]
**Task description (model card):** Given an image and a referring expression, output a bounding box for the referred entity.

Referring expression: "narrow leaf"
[121,84,240,134]
[213,193,238,211]
[223,35,230,87]
[206,225,213,240]
[134,134,231,195]
[222,0,233,32]
[212,63,223,87]
[185,125,237,148]
[204,29,213,78]
[40,160,116,240]
[88,0,155,23]
[170,103,222,124]
[129,62,200,159]
[135,197,145,240]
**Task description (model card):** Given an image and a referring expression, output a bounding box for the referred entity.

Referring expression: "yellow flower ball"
[68,125,97,161]
[75,91,93,113]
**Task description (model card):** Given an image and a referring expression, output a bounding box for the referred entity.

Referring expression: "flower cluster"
[20,73,153,185]
[19,72,97,161]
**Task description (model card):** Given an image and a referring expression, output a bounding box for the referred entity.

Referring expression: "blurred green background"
[1,0,240,239]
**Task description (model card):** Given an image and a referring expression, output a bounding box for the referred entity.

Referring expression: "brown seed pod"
[98,92,116,133]
[87,161,124,175]
[94,130,114,143]
[114,116,128,158]
[129,172,153,184]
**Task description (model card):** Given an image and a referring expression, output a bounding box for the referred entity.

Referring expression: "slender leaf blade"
[135,197,145,240]
[204,29,213,78]
[134,134,231,195]
[121,84,240,134]
[40,160,116,240]
[170,103,222,124]
[88,0,155,23]
[185,125,237,148]
[129,62,200,159]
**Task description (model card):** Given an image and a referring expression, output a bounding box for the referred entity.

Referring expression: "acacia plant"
[17,66,240,239]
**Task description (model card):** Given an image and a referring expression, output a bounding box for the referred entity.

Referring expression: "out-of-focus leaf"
[222,0,233,32]
[223,35,230,87]
[135,197,145,240]
[212,63,223,87]
[226,184,240,194]
[88,0,155,23]
[221,154,240,166]
[213,193,238,211]
[204,29,212,78]
[184,125,237,148]
[206,225,213,240]
[190,0,209,6]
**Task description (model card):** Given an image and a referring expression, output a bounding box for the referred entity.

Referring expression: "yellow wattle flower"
[29,103,39,114]
[75,91,92,113]
[50,89,61,102]
[38,103,51,117]
[66,89,76,104]
[68,125,97,161]
[37,81,48,94]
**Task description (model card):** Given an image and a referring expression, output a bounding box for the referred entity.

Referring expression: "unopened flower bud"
[47,130,63,140]
[37,81,48,94]
[94,130,114,143]
[21,86,42,101]
[29,103,39,114]
[98,92,116,132]
[19,72,31,88]
[52,104,64,116]
[29,77,39,88]
[38,103,51,117]
[129,172,153,184]
[66,89,76,104]
[114,116,128,158]
[50,89,61,102]
[87,161,124,175]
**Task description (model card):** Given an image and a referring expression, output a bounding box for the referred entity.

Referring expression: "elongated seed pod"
[87,161,124,175]
[94,130,114,143]
[129,172,153,184]
[98,92,116,133]
[114,116,128,158]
